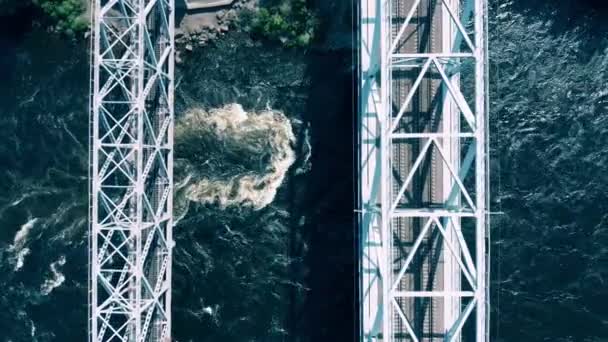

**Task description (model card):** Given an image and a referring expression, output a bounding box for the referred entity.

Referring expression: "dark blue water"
[0,1,357,341]
[489,1,608,341]
[0,0,607,341]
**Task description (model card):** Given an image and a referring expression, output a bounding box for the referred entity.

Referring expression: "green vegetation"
[250,0,318,48]
[34,0,88,35]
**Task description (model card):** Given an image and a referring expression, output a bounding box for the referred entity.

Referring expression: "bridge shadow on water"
[289,1,358,341]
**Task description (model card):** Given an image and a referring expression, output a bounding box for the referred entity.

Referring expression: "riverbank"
[175,0,255,56]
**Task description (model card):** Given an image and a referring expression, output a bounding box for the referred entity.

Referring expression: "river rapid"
[1,0,607,341]
[0,1,356,340]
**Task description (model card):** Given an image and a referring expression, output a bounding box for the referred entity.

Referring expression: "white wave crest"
[41,255,66,295]
[12,217,37,248]
[13,248,31,272]
[10,218,38,271]
[179,104,295,210]
[295,124,312,175]
[30,319,36,338]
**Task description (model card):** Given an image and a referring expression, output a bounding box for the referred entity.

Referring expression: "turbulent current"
[0,0,355,340]
[1,1,607,341]
[176,104,296,211]
[0,25,313,340]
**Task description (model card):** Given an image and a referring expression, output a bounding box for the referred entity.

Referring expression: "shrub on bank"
[249,0,318,48]
[34,0,88,35]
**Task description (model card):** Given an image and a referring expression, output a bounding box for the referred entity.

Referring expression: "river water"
[0,1,356,341]
[0,1,607,341]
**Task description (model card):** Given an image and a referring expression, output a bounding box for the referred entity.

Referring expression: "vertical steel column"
[90,0,174,341]
[379,0,393,340]
[473,0,489,340]
[359,0,489,340]
[359,0,384,340]
[441,0,461,335]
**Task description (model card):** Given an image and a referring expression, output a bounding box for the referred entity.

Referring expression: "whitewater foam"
[10,218,38,271]
[177,103,296,210]
[12,217,36,247]
[295,124,312,176]
[41,256,66,295]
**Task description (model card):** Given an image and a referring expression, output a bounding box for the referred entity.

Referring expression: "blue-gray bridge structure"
[87,0,488,341]
[358,0,490,341]
[89,0,175,341]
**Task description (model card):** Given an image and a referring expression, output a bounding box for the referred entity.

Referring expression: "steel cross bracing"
[359,0,489,341]
[89,0,175,341]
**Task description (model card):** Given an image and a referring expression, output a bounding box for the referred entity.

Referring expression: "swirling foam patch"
[176,103,296,210]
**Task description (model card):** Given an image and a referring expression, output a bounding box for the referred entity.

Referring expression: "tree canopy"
[248,0,318,48]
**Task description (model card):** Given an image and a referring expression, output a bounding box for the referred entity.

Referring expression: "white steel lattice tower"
[359,0,489,341]
[89,0,174,341]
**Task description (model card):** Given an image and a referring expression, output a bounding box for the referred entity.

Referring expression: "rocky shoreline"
[175,0,256,63]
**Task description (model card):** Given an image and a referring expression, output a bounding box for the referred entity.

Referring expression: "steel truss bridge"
[358,0,490,341]
[89,0,175,341]
[86,0,488,341]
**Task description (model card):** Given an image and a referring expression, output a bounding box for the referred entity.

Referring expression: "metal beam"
[359,0,489,340]
[90,1,175,341]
